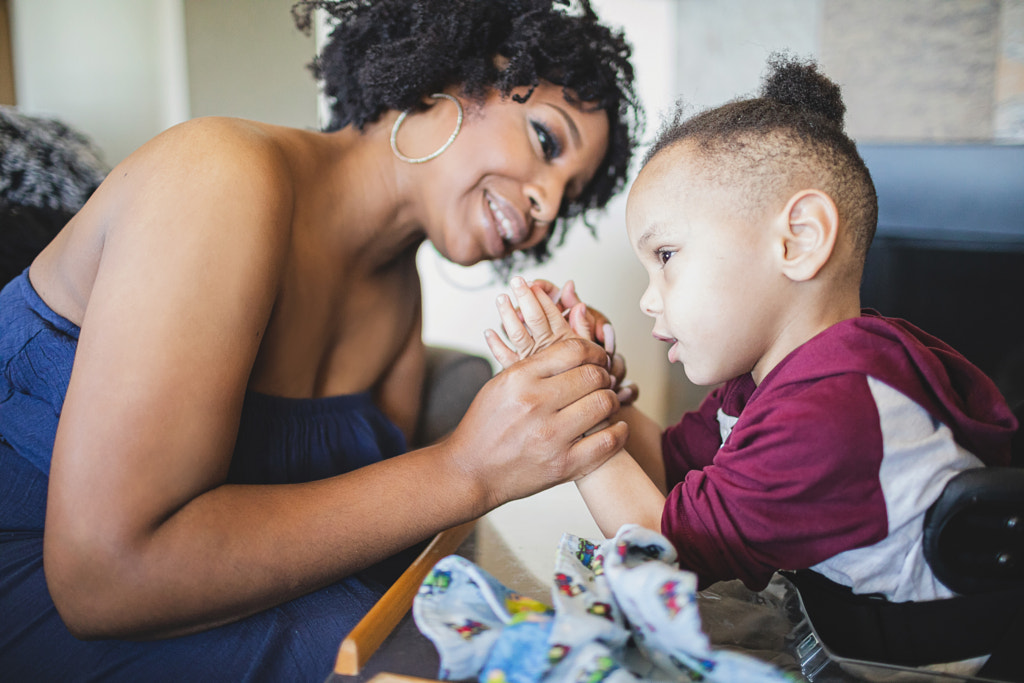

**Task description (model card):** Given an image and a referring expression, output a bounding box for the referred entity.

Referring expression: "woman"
[0,0,640,680]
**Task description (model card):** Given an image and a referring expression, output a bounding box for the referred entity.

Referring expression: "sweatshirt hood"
[763,311,1018,466]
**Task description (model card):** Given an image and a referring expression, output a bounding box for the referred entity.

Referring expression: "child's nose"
[639,283,661,317]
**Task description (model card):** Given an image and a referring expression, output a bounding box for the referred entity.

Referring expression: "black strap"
[978,599,1024,681]
[784,569,1024,678]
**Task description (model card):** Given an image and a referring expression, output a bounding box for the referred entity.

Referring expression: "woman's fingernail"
[553,283,566,306]
[511,276,527,292]
[603,324,615,354]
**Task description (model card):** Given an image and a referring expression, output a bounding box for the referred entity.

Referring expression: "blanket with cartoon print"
[413,524,793,683]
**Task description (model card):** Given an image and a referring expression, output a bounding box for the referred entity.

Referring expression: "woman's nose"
[525,175,563,226]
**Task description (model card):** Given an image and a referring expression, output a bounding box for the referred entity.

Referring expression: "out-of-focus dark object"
[0,105,110,286]
[859,144,1024,463]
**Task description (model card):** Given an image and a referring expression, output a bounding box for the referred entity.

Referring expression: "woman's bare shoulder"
[32,118,303,322]
[122,117,296,197]
[90,117,303,249]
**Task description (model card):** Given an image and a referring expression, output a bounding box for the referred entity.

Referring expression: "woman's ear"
[776,189,840,282]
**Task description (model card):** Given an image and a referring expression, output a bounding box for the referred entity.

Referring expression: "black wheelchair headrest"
[923,466,1024,595]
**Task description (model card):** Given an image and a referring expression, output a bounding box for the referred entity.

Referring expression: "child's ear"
[775,189,839,282]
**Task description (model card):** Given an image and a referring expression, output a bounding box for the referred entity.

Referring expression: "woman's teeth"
[488,198,515,242]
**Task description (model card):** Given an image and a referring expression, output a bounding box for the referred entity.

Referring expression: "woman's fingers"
[514,337,610,383]
[609,351,627,388]
[449,337,624,505]
[557,279,580,309]
[530,278,562,306]
[552,281,616,353]
[616,379,639,406]
[568,420,629,478]
[566,302,594,341]
[602,323,615,355]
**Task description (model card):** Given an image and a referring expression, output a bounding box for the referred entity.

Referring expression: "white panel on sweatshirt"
[812,376,983,602]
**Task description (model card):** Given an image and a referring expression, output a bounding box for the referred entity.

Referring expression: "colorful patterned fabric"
[414,525,794,682]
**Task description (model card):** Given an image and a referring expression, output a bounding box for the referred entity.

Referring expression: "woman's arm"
[42,121,625,640]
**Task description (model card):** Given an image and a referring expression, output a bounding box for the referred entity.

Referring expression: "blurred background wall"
[2,0,1022,547]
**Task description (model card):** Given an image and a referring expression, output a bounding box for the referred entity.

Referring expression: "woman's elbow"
[43,533,143,640]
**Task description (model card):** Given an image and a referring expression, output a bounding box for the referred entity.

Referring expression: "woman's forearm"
[45,338,626,641]
[45,440,486,640]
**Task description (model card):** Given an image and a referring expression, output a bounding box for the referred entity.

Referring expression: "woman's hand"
[447,334,627,509]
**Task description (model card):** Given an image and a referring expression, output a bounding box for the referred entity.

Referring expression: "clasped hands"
[485,276,637,407]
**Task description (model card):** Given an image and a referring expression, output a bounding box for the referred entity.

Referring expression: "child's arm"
[485,276,665,538]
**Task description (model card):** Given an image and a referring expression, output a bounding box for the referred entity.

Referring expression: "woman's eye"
[531,121,562,161]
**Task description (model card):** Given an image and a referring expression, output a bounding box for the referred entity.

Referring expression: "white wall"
[9,0,188,166]
[8,0,315,167]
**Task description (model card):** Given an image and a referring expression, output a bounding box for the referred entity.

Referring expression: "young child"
[486,53,1018,670]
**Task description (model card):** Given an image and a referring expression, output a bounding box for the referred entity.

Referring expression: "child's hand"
[486,276,613,438]
[532,279,615,355]
[485,276,593,370]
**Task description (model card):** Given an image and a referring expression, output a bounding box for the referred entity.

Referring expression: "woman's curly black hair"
[292,0,642,269]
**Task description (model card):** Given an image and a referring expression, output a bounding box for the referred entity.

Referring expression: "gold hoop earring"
[390,93,464,164]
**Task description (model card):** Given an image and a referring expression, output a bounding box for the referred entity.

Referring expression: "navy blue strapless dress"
[0,269,410,682]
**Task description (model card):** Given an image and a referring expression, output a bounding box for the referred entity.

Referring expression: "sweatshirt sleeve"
[661,373,890,591]
[661,383,728,486]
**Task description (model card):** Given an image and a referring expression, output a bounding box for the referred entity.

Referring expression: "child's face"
[626,144,789,386]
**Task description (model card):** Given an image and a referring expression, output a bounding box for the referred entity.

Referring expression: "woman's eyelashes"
[531,120,562,161]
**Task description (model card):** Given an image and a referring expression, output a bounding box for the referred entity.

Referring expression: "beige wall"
[822,0,1000,142]
[183,0,317,128]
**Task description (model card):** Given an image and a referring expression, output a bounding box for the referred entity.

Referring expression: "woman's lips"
[485,191,527,246]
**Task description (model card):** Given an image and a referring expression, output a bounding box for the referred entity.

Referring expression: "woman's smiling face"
[407,82,610,266]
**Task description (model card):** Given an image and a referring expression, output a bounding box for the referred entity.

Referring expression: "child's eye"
[531,121,562,161]
[656,248,675,265]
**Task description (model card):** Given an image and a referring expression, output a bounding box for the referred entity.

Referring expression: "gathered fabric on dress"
[0,268,410,682]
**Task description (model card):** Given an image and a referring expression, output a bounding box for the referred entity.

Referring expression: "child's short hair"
[646,53,878,267]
